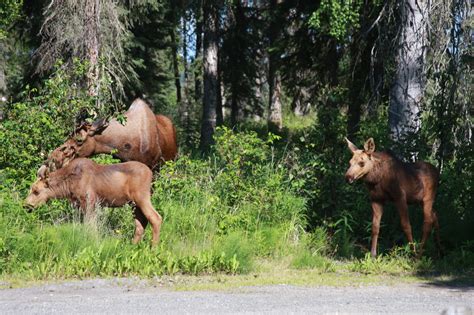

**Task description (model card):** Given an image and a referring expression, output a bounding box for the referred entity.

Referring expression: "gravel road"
[1,278,473,314]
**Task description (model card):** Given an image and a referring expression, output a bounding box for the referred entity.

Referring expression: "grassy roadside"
[3,255,473,291]
[2,266,472,292]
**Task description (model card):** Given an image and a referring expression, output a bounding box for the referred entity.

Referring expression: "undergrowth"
[0,127,312,279]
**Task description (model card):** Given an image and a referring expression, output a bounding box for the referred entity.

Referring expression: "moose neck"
[91,135,115,154]
[47,176,72,200]
[362,152,392,185]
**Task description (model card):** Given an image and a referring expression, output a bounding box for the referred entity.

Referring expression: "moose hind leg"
[418,198,437,257]
[432,210,443,255]
[136,196,162,247]
[397,200,415,253]
[133,206,149,244]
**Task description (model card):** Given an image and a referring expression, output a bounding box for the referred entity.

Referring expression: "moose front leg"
[370,201,384,257]
[80,192,97,225]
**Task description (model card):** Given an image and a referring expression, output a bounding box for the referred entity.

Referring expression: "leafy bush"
[0,60,119,191]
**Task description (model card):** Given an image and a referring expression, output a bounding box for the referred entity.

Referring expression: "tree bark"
[84,0,100,97]
[267,0,283,132]
[389,0,428,143]
[268,70,283,131]
[171,26,182,106]
[291,86,311,117]
[0,57,5,121]
[180,16,189,129]
[194,0,203,104]
[216,51,223,126]
[200,0,219,152]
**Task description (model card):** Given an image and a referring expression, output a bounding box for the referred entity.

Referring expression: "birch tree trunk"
[171,27,182,106]
[200,0,219,152]
[84,0,100,97]
[179,16,190,129]
[194,0,203,104]
[389,0,428,143]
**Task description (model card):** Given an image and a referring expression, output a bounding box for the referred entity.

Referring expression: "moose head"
[45,118,109,172]
[344,137,377,184]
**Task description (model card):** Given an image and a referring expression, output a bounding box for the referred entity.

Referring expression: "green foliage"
[435,144,474,250]
[309,0,361,41]
[0,60,122,191]
[291,228,334,271]
[0,63,90,189]
[0,0,22,39]
[348,249,434,275]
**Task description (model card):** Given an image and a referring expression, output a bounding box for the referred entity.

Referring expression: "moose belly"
[100,196,130,207]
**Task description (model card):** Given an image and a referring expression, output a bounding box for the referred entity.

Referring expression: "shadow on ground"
[419,273,474,291]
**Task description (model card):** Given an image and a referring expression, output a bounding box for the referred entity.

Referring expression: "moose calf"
[344,137,441,257]
[25,158,162,246]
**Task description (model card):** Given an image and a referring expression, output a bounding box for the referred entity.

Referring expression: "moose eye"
[33,190,39,195]
[358,162,365,167]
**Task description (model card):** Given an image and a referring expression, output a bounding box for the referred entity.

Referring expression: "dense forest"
[0,0,472,278]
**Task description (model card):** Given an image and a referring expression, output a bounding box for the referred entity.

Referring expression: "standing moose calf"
[344,138,441,257]
[25,158,162,246]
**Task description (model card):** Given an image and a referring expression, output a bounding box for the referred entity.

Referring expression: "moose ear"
[87,118,108,136]
[345,137,358,153]
[37,165,48,180]
[364,138,375,154]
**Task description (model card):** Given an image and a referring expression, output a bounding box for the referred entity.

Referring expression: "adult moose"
[344,137,441,257]
[26,158,162,246]
[44,98,177,172]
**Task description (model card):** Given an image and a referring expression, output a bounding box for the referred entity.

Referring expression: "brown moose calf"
[344,138,441,257]
[25,158,162,246]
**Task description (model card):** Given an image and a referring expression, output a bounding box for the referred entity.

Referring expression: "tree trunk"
[268,70,283,131]
[84,0,100,97]
[291,87,311,117]
[389,0,428,144]
[194,0,203,104]
[171,27,182,106]
[0,58,5,121]
[230,79,239,127]
[216,53,223,126]
[267,0,283,132]
[180,16,189,128]
[200,0,219,152]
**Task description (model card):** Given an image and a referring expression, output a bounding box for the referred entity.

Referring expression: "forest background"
[0,0,472,279]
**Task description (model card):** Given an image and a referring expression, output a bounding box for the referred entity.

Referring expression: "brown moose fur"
[155,114,178,162]
[26,158,162,246]
[344,137,441,257]
[45,98,178,173]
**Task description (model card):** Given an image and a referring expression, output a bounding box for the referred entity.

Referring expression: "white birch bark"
[389,0,429,142]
